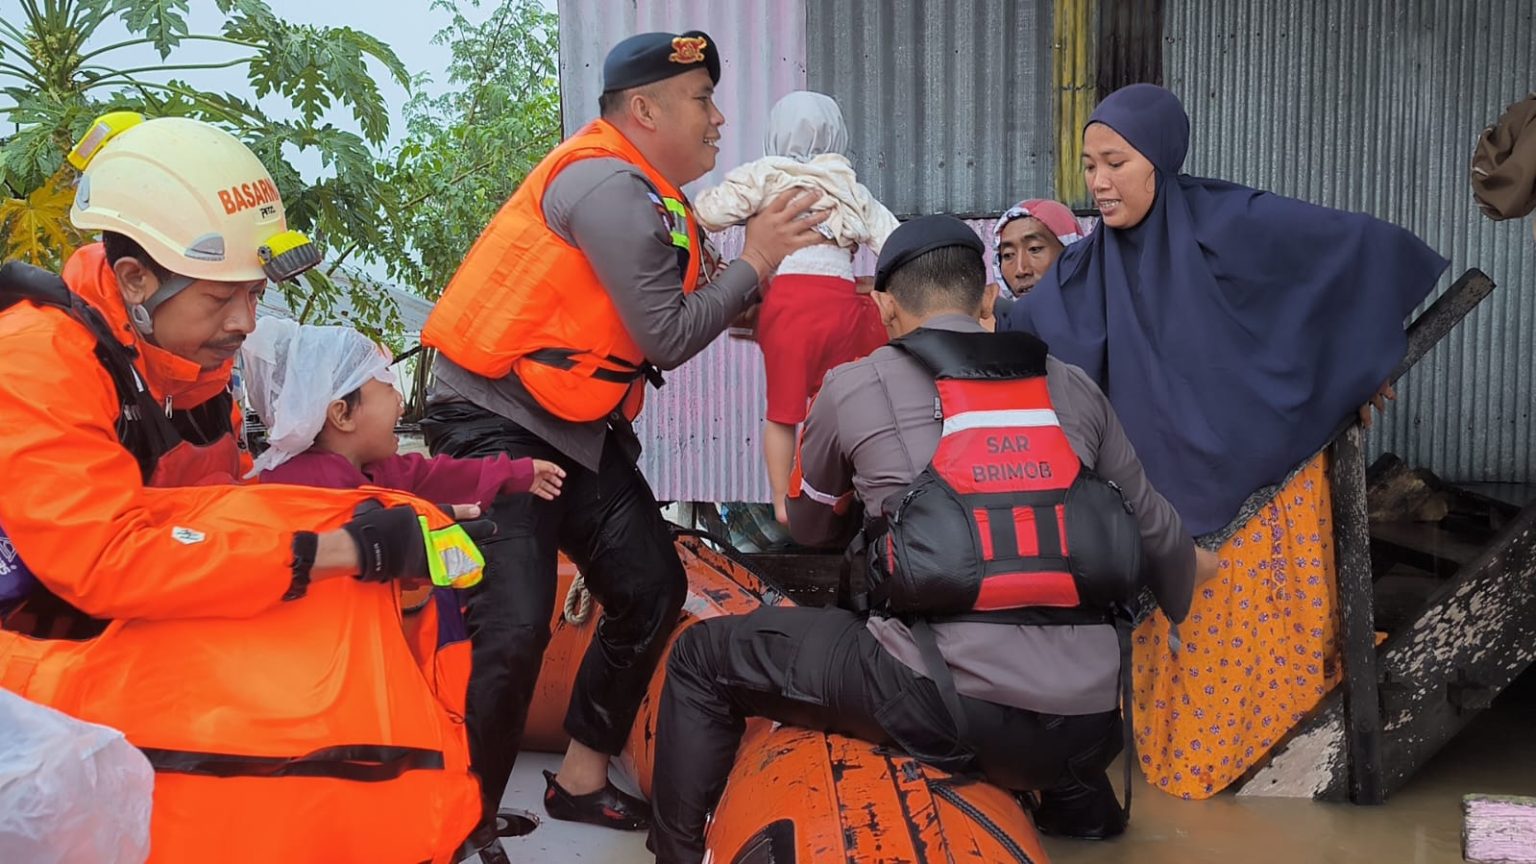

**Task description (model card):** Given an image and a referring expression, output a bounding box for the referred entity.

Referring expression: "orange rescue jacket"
[423,119,703,422]
[0,245,479,863]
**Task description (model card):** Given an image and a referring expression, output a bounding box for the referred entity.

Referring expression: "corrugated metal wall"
[633,226,763,503]
[556,0,1532,500]
[1095,0,1162,98]
[1164,0,1535,483]
[806,0,1057,217]
[557,0,809,196]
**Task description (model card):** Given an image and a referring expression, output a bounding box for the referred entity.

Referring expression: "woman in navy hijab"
[1005,83,1447,799]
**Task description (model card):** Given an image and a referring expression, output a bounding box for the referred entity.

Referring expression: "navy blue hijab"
[1004,84,1448,536]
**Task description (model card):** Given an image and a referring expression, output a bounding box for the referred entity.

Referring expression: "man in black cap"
[419,28,827,861]
[647,216,1214,863]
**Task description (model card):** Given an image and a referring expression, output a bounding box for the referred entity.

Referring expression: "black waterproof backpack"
[863,328,1143,625]
[851,327,1146,821]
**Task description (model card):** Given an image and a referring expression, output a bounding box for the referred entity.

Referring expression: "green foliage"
[0,168,85,265]
[1,0,563,341]
[0,0,408,332]
[117,0,192,58]
[372,0,561,301]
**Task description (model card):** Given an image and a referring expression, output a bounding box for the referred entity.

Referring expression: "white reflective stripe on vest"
[798,477,852,508]
[940,409,1061,437]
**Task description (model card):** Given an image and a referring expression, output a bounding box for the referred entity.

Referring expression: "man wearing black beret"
[419,28,828,860]
[648,216,1214,862]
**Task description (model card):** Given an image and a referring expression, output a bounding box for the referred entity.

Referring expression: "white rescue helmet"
[68,112,321,286]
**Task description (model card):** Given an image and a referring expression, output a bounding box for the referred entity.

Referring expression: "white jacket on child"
[693,153,900,256]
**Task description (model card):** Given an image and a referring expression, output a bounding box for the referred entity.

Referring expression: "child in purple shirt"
[240,318,564,501]
[240,317,562,854]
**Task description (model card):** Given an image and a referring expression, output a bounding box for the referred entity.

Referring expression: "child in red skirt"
[696,91,896,523]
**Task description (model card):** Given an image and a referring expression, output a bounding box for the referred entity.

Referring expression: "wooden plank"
[1329,425,1386,804]
[1370,521,1486,570]
[1464,794,1536,864]
[1391,269,1495,380]
[739,551,844,605]
[1238,501,1536,801]
[1231,271,1500,801]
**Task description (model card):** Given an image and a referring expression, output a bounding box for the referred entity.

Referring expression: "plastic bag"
[238,317,396,477]
[0,689,153,864]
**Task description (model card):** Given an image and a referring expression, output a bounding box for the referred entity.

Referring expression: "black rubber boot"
[1030,769,1127,840]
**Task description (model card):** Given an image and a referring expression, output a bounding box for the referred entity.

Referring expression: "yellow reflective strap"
[663,196,691,250]
[417,516,487,589]
[68,112,145,171]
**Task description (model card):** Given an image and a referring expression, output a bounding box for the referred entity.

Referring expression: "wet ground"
[491,674,1535,863]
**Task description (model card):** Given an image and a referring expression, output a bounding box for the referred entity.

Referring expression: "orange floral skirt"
[1130,453,1342,799]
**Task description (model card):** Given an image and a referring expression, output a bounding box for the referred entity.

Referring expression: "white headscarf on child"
[238,317,396,477]
[764,91,849,161]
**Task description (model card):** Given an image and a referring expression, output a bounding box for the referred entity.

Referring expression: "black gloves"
[342,502,497,585]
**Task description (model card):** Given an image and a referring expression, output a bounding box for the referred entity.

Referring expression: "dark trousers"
[649,606,1123,864]
[424,403,686,817]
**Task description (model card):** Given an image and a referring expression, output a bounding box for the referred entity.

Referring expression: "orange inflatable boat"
[521,528,1052,862]
[706,725,1052,863]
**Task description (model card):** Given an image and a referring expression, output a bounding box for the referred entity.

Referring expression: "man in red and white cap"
[994,198,1088,297]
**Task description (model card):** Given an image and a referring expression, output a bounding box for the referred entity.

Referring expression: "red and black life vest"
[857,326,1144,820]
[865,327,1143,624]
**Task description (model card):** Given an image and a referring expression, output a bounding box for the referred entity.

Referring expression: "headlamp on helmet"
[258,230,322,282]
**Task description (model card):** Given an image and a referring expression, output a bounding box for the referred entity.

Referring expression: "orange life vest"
[0,249,479,863]
[422,119,704,423]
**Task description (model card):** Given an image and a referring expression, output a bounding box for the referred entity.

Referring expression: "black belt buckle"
[641,363,666,389]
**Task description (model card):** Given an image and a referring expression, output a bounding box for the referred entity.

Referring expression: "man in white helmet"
[0,113,493,863]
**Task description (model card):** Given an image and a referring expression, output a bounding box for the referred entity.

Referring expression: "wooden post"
[1392,269,1495,381]
[1329,424,1386,805]
[1235,269,1510,801]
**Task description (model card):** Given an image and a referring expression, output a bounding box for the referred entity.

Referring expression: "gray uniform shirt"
[786,313,1195,715]
[433,157,762,470]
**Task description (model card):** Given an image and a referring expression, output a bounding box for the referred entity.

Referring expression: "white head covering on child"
[764,91,848,161]
[238,317,396,477]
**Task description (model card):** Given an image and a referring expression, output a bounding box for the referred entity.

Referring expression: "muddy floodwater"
[1049,674,1536,864]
